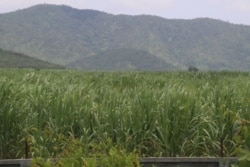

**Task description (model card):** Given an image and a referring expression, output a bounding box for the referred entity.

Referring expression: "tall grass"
[0,69,249,159]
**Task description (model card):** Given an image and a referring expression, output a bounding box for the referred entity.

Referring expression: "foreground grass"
[0,69,250,159]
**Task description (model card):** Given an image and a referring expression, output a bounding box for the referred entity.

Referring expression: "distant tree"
[188,66,199,72]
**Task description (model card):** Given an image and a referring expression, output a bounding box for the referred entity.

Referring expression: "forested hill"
[0,4,250,71]
[0,48,64,69]
[69,48,178,71]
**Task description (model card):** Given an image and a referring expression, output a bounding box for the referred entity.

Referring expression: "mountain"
[0,4,250,71]
[0,48,64,69]
[69,48,177,71]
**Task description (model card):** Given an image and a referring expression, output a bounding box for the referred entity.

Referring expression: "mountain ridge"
[0,48,64,69]
[0,4,250,71]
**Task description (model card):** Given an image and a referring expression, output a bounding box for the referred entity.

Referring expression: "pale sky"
[0,0,250,25]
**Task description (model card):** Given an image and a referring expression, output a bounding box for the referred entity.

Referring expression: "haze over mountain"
[0,4,250,71]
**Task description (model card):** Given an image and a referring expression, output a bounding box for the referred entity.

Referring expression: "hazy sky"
[0,0,250,25]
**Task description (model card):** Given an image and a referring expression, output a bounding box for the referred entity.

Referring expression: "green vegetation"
[0,48,64,69]
[31,137,140,167]
[0,69,250,166]
[0,4,250,70]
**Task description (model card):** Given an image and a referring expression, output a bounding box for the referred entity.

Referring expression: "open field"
[0,69,250,160]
